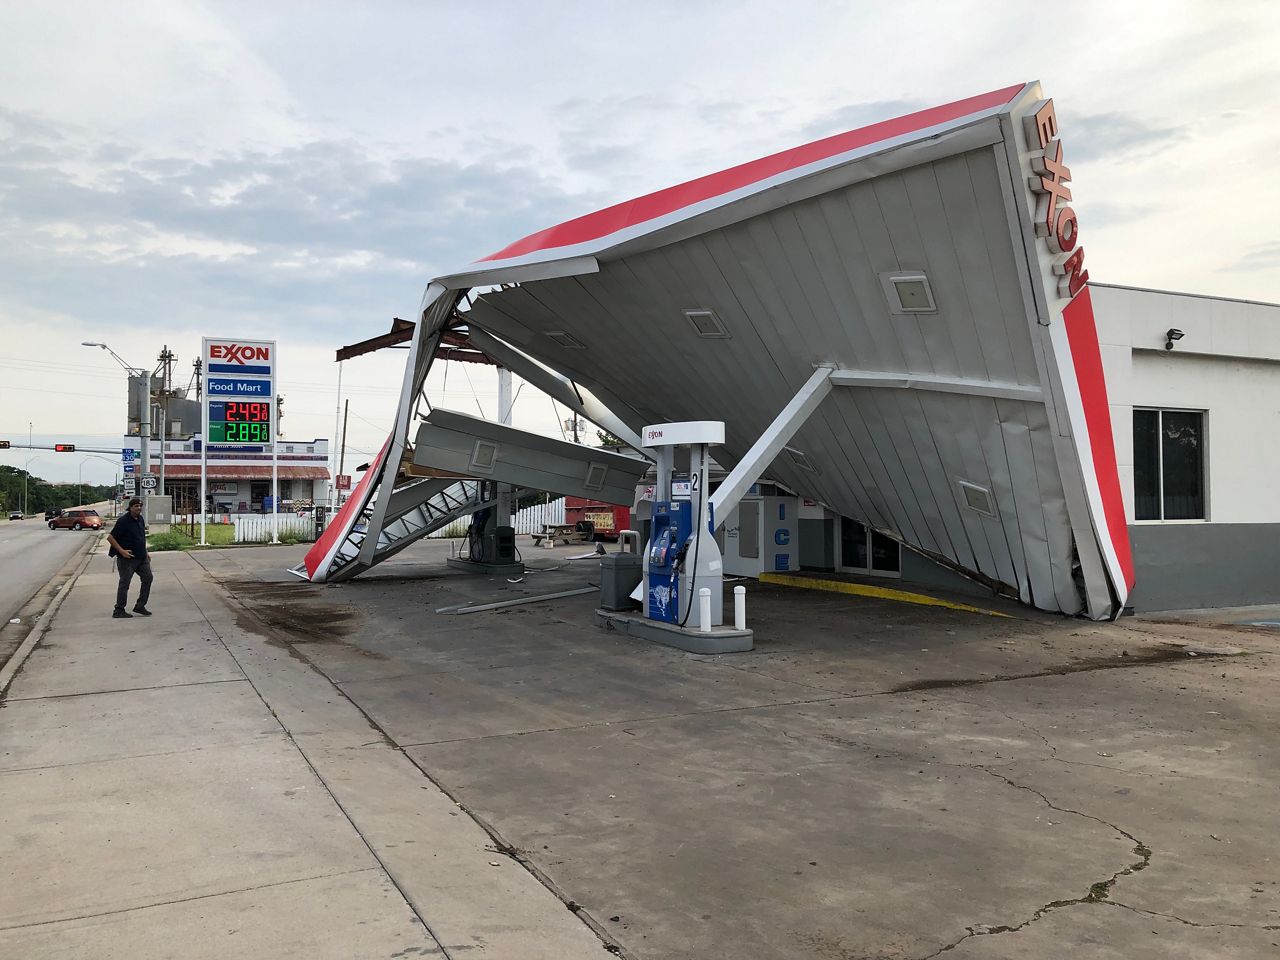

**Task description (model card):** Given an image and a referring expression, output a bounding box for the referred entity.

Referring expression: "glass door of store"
[838,517,901,578]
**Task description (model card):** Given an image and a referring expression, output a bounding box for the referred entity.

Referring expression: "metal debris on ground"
[435,585,599,615]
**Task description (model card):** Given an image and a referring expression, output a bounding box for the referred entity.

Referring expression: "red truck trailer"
[563,496,631,541]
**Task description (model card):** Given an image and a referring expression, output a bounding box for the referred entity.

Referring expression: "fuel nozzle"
[674,535,693,574]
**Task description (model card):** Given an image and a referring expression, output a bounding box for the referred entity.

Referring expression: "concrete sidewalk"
[0,541,607,959]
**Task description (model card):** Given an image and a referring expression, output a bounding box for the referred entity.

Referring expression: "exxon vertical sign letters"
[1025,100,1088,300]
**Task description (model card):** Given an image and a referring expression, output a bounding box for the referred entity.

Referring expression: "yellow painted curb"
[758,573,1011,618]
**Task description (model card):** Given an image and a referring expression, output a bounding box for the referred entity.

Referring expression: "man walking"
[107,497,153,618]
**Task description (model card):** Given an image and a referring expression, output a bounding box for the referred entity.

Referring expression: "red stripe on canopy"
[481,84,1025,263]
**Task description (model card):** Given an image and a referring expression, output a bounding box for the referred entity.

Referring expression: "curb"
[0,538,99,698]
[758,571,1013,618]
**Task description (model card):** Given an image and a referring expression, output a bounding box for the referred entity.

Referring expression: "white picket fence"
[232,514,314,543]
[513,497,565,533]
[426,496,566,539]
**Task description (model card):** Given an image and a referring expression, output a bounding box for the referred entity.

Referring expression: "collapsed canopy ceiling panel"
[413,408,648,505]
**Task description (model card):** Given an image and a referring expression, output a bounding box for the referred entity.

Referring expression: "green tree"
[596,429,624,447]
[0,466,116,515]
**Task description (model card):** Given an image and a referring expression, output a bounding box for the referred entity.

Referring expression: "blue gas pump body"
[647,499,692,622]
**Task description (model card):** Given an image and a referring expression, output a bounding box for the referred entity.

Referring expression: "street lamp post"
[24,421,30,515]
[23,455,42,515]
[82,342,150,488]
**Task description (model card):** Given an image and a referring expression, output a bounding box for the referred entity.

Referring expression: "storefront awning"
[160,465,330,480]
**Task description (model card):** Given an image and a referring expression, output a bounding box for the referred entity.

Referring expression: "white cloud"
[1,0,1278,484]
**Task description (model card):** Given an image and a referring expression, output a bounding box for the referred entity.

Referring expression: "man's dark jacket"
[109,513,148,560]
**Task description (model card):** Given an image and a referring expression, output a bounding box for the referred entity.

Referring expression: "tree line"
[0,465,118,515]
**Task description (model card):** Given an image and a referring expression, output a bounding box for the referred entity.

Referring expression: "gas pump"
[641,422,725,627]
[646,479,693,622]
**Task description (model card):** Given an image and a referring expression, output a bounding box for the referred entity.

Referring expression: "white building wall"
[1090,284,1280,524]
[1129,352,1280,523]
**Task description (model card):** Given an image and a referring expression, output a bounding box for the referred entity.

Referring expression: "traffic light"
[54,443,76,452]
[0,440,9,449]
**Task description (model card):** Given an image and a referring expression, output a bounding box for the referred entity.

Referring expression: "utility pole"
[157,345,175,499]
[192,357,203,401]
[137,372,151,488]
[340,399,350,506]
[24,421,30,515]
[338,400,349,504]
[332,361,343,509]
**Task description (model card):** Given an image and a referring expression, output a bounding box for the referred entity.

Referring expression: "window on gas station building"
[1133,408,1206,521]
[839,517,901,576]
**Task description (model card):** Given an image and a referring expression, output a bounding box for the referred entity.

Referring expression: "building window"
[839,517,900,576]
[1133,409,1205,521]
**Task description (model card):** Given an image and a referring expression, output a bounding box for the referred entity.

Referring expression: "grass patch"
[148,531,191,552]
[148,524,237,550]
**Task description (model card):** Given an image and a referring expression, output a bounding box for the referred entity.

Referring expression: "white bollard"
[734,585,746,630]
[698,587,712,633]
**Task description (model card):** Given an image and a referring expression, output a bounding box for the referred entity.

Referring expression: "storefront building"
[123,436,331,514]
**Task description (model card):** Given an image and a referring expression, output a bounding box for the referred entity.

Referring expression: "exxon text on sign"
[206,340,274,377]
[1024,100,1088,300]
[208,377,272,398]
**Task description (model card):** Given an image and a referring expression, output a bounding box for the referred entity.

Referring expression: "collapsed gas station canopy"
[304,82,1133,620]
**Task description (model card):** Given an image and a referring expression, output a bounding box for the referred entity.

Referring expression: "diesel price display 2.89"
[208,400,271,444]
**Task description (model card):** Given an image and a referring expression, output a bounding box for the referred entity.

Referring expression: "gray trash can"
[599,552,643,611]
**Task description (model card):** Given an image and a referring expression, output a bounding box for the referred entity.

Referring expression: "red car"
[49,509,103,531]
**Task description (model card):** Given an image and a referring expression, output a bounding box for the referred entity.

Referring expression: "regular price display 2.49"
[208,399,272,445]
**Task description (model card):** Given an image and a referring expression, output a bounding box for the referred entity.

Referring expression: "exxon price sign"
[202,338,276,446]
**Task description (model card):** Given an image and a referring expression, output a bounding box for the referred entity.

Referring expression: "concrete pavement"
[0,540,609,959]
[3,534,1280,958]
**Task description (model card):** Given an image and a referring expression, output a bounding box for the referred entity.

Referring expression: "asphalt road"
[0,511,106,626]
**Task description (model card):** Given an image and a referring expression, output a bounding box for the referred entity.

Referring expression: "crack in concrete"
[1,676,247,704]
[913,768,1153,958]
[803,710,1280,952]
[1103,898,1280,932]
[0,867,379,932]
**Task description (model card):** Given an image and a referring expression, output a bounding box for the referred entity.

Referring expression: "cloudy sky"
[1,0,1277,485]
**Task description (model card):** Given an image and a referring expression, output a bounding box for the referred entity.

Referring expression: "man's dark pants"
[116,556,153,611]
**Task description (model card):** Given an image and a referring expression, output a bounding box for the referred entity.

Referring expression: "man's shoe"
[132,606,153,617]
[112,608,133,619]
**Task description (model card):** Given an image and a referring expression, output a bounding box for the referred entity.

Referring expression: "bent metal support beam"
[464,326,650,455]
[708,366,835,530]
[827,370,1044,404]
[295,283,462,583]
